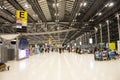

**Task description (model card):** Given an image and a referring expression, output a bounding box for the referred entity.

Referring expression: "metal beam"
[23,28,77,36]
[0,15,13,23]
[7,0,35,22]
[27,0,47,22]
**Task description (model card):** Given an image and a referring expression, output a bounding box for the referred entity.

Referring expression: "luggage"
[0,62,6,71]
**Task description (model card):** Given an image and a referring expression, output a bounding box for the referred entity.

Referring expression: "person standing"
[59,48,61,54]
[7,66,10,71]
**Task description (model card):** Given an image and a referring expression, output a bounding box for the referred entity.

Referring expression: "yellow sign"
[16,10,28,19]
[16,10,28,26]
[109,42,116,50]
[48,38,52,41]
[48,38,52,44]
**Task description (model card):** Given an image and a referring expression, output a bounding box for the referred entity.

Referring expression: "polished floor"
[0,52,120,80]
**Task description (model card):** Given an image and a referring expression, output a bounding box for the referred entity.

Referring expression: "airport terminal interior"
[0,0,120,80]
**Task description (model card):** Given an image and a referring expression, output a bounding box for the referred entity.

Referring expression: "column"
[106,20,110,43]
[99,24,103,43]
[95,27,97,46]
[116,13,120,40]
[16,37,19,60]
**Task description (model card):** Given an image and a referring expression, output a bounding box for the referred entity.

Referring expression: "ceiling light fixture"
[25,3,29,8]
[4,7,7,9]
[85,23,88,26]
[33,14,37,17]
[83,2,87,7]
[54,13,59,16]
[53,3,55,7]
[78,13,81,16]
[109,2,114,7]
[76,13,78,16]
[80,3,83,6]
[90,19,94,21]
[73,19,76,22]
[54,13,57,16]
[98,12,102,16]
[0,6,3,9]
[56,3,59,7]
[105,2,114,7]
[55,20,59,22]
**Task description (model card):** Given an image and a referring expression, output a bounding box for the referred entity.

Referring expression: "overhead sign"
[48,38,52,44]
[16,10,28,19]
[16,10,28,27]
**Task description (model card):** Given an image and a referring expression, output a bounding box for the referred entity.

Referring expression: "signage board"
[16,10,28,27]
[109,42,116,50]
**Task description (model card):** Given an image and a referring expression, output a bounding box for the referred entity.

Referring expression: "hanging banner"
[16,10,28,27]
[109,42,116,50]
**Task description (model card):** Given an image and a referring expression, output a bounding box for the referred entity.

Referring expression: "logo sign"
[16,10,28,27]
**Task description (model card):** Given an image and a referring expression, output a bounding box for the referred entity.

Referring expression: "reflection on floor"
[0,52,120,80]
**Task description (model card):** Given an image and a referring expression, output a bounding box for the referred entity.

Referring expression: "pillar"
[99,24,103,43]
[116,13,120,40]
[106,20,110,43]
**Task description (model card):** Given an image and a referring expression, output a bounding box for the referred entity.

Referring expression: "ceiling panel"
[17,0,38,21]
[38,0,52,21]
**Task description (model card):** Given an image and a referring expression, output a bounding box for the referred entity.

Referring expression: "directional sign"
[16,10,28,27]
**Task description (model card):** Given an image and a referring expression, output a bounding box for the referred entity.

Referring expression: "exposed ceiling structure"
[0,0,120,45]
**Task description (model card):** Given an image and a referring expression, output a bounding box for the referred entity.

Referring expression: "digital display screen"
[18,38,29,59]
[19,38,28,50]
[18,49,29,59]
